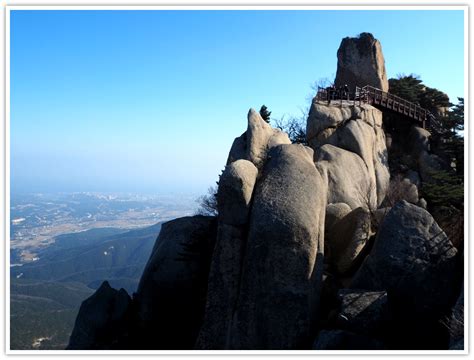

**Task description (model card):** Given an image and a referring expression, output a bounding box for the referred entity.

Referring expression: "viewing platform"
[316,85,443,134]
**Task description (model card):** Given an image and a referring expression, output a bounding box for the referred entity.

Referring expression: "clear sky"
[10,9,465,195]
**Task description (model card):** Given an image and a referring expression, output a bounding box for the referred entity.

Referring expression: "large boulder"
[407,126,444,182]
[307,102,389,207]
[226,132,246,165]
[325,202,352,235]
[217,159,258,226]
[334,32,389,92]
[316,144,376,210]
[196,160,258,349]
[307,102,383,148]
[306,104,355,146]
[134,215,217,349]
[351,201,459,320]
[327,207,372,274]
[336,289,388,336]
[408,126,431,159]
[228,144,327,349]
[67,281,132,350]
[227,109,290,168]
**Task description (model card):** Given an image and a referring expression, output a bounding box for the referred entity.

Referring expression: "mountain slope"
[11,223,162,292]
[10,222,163,350]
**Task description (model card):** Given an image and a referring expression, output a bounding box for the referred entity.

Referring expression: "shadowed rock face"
[228,144,327,350]
[334,32,388,92]
[67,281,132,350]
[335,289,389,336]
[447,289,464,350]
[195,160,258,350]
[407,126,444,183]
[313,329,385,350]
[324,203,352,255]
[326,207,372,274]
[134,215,217,350]
[351,201,460,320]
[216,160,258,227]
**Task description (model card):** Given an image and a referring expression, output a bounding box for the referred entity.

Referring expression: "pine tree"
[437,98,464,176]
[259,105,271,123]
[388,74,424,103]
[389,75,464,210]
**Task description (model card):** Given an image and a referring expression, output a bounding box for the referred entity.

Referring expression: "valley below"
[9,192,197,350]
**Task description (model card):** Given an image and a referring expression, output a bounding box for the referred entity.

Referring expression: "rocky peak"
[66,33,462,351]
[335,32,388,92]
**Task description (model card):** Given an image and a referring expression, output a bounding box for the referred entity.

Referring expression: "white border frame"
[4,4,469,356]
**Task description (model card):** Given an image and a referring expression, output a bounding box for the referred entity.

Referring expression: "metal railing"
[316,85,440,131]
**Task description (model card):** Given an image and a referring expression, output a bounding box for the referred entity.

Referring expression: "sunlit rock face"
[307,102,389,210]
[334,32,389,92]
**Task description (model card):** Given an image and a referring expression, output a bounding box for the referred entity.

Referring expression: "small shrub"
[273,115,307,145]
[384,174,419,207]
[196,186,218,216]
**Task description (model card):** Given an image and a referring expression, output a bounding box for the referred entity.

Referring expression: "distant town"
[10,192,198,263]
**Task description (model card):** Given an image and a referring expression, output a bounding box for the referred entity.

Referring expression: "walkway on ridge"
[316,85,443,134]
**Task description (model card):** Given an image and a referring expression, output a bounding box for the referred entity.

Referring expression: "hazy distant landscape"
[10,192,197,350]
[10,192,197,262]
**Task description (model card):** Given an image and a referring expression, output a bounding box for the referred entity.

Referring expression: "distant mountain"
[10,222,163,350]
[11,223,162,293]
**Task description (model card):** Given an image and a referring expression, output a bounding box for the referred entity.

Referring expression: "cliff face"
[67,33,463,351]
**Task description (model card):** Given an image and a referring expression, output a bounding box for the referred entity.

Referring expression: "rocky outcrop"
[195,160,257,349]
[67,31,464,351]
[67,281,132,350]
[228,144,327,349]
[407,126,444,182]
[326,207,372,274]
[227,108,291,168]
[316,144,376,210]
[334,32,388,92]
[351,201,459,319]
[307,103,383,147]
[307,102,389,208]
[134,215,217,349]
[408,126,431,159]
[216,160,258,226]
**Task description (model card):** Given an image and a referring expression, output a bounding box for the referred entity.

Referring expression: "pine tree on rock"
[259,105,271,123]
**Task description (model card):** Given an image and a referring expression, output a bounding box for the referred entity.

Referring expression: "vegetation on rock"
[259,105,272,123]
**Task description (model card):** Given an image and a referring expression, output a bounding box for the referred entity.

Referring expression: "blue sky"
[10,9,465,195]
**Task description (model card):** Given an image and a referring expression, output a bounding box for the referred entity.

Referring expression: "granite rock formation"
[307,102,389,209]
[67,32,463,351]
[334,32,389,92]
